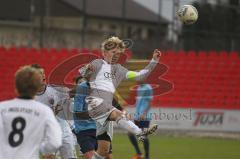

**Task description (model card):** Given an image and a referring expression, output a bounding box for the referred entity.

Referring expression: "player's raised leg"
[109,109,158,140]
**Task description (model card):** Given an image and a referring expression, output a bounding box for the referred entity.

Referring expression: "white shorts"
[86,95,116,125]
[96,121,114,141]
[56,117,76,159]
[86,90,115,141]
[59,133,76,159]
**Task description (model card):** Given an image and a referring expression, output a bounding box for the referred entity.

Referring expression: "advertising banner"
[126,107,240,132]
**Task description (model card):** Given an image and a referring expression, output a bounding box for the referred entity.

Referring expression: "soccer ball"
[177,5,198,25]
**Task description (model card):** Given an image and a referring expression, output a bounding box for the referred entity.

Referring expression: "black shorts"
[76,129,113,154]
[134,120,150,128]
[76,129,97,153]
[97,132,113,154]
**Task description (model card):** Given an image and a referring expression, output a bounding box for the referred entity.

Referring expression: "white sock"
[117,118,142,135]
[91,152,105,159]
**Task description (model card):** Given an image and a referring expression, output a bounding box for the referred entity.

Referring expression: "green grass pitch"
[41,133,240,159]
[109,133,240,159]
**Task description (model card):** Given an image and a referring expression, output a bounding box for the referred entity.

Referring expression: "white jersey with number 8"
[0,98,62,159]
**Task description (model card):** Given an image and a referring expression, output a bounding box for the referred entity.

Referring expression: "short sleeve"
[91,59,103,71]
[79,59,103,77]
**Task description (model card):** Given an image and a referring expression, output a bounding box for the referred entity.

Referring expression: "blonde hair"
[15,65,42,97]
[101,36,125,53]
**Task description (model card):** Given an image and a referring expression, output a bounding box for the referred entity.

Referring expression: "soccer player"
[79,36,161,159]
[73,76,119,159]
[73,76,97,159]
[32,64,76,159]
[128,81,153,159]
[0,65,62,159]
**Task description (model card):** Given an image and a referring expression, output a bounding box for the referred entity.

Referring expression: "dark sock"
[143,137,149,159]
[128,133,142,155]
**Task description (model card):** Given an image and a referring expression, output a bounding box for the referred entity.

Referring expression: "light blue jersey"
[73,82,96,133]
[134,84,153,121]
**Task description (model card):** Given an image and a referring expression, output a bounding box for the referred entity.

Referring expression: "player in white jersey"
[0,65,62,159]
[32,64,76,159]
[79,37,161,159]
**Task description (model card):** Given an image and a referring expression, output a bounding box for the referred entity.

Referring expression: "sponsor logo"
[104,72,116,79]
[194,112,224,126]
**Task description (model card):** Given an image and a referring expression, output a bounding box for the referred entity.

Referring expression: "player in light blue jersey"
[73,76,116,159]
[73,76,97,159]
[128,81,153,159]
[73,76,96,132]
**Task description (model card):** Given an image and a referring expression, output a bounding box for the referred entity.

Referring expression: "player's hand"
[152,49,161,62]
[85,64,94,77]
[79,63,94,78]
[86,64,94,71]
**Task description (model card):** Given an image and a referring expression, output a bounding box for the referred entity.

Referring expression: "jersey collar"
[36,84,47,95]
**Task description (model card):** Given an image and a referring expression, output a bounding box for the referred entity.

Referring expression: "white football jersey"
[35,85,73,127]
[0,98,62,159]
[90,60,116,93]
[35,85,76,158]
[35,85,62,109]
[35,85,70,117]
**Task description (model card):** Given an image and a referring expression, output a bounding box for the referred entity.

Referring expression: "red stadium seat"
[18,47,29,53]
[198,51,207,59]
[229,51,238,59]
[50,48,59,54]
[39,48,49,54]
[0,46,7,53]
[0,49,239,110]
[207,51,219,62]
[70,48,79,54]
[59,48,69,54]
[219,51,228,59]
[186,50,197,60]
[91,49,102,57]
[80,48,89,53]
[29,48,38,54]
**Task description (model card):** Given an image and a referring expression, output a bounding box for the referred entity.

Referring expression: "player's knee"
[97,144,110,157]
[105,153,113,159]
[84,150,95,159]
[109,109,125,121]
[92,152,105,159]
[97,148,109,158]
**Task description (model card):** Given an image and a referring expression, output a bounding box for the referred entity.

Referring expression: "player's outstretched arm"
[125,49,161,81]
[40,108,62,155]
